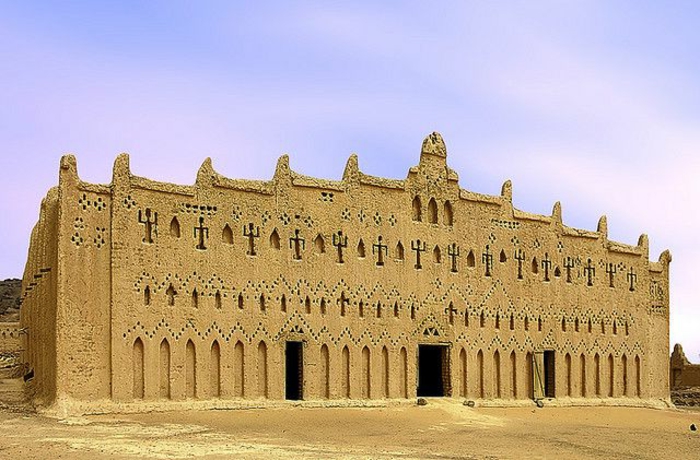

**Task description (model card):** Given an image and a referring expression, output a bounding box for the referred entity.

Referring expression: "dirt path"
[1,401,698,459]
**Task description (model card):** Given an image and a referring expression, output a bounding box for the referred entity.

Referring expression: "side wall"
[676,366,700,388]
[20,187,59,404]
[648,258,671,399]
[53,156,112,402]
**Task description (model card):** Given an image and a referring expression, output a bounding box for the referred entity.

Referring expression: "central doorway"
[417,344,450,397]
[285,341,303,400]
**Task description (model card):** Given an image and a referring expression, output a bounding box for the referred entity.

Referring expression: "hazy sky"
[1,2,698,360]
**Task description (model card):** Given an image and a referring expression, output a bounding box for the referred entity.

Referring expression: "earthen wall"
[21,133,671,410]
[670,344,700,388]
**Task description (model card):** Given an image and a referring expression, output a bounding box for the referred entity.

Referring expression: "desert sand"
[1,400,698,460]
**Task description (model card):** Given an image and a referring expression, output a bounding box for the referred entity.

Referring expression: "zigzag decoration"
[130,273,640,333]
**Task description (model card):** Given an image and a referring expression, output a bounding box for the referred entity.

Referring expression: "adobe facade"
[20,133,671,412]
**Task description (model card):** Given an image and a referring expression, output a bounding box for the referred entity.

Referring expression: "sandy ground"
[1,400,699,460]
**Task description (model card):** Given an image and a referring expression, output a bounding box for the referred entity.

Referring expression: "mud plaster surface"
[1,401,698,460]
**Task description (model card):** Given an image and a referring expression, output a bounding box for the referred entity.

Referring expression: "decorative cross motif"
[332,230,348,264]
[289,229,305,260]
[541,252,552,282]
[584,258,595,286]
[411,239,427,270]
[372,235,388,266]
[627,267,637,292]
[564,256,575,283]
[514,248,526,280]
[243,222,260,256]
[447,243,460,273]
[482,245,493,277]
[606,262,617,288]
[138,208,157,244]
[194,216,209,250]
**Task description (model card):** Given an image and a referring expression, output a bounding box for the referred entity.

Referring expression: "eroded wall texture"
[21,133,671,410]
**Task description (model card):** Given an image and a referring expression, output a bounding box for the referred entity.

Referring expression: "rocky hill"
[0,279,21,322]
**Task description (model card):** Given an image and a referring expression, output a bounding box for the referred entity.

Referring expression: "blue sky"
[1,2,699,360]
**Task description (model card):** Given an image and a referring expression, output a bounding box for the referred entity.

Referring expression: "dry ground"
[0,399,698,460]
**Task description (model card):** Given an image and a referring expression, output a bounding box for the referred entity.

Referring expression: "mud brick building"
[20,133,671,411]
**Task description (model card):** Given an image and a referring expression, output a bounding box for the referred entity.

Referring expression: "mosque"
[19,132,671,412]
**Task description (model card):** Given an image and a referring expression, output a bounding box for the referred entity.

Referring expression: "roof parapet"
[551,201,563,229]
[421,132,447,158]
[112,153,131,191]
[343,154,360,187]
[273,154,292,188]
[597,215,608,240]
[637,234,649,259]
[59,154,79,186]
[196,157,216,188]
[501,180,512,202]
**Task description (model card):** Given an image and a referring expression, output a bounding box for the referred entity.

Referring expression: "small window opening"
[357,239,366,258]
[223,224,234,245]
[428,198,438,224]
[444,201,453,226]
[170,217,181,238]
[467,250,476,268]
[314,234,325,254]
[395,242,405,260]
[166,284,176,306]
[270,229,281,249]
[412,196,422,221]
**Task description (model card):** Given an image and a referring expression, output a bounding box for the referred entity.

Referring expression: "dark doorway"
[544,350,555,398]
[418,344,450,397]
[285,341,303,400]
